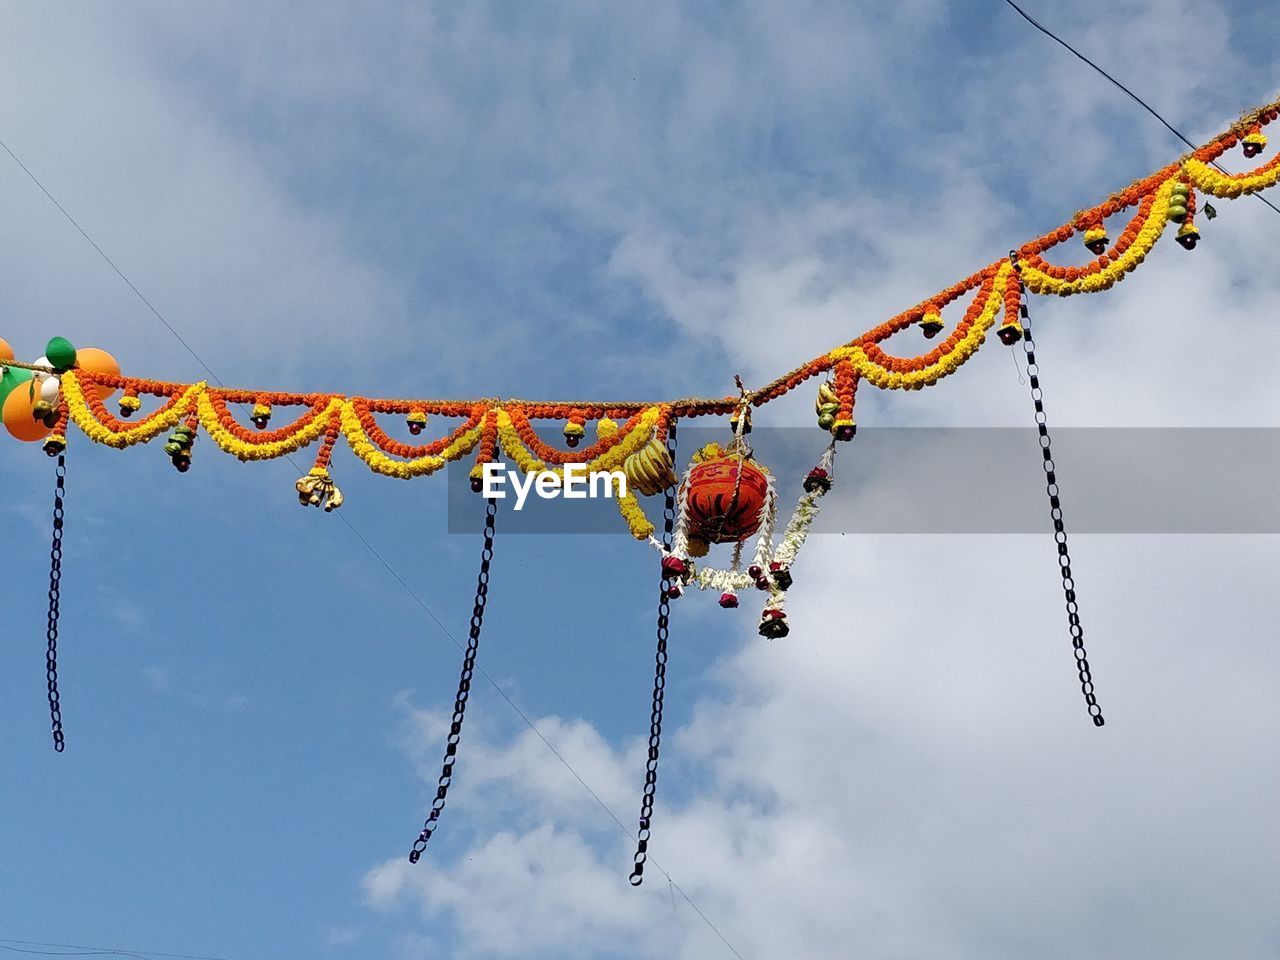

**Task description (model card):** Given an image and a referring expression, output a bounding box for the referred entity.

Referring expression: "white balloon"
[34,355,49,370]
[39,375,61,402]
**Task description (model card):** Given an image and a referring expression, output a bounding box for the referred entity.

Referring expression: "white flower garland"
[771,441,835,570]
[651,439,838,631]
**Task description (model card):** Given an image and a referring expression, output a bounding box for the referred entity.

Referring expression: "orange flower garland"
[27,95,1279,525]
[348,398,485,460]
[204,391,334,446]
[505,406,647,465]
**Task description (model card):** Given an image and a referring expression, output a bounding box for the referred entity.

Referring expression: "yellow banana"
[624,446,660,496]
[324,483,344,512]
[295,471,344,510]
[816,380,838,414]
[624,435,676,496]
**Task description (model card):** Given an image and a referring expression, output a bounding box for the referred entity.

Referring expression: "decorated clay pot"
[684,455,770,543]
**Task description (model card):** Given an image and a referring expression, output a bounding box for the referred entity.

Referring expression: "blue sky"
[1,2,1279,958]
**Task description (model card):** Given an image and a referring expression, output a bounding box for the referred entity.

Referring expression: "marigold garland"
[495,407,661,479]
[1018,182,1172,295]
[197,393,342,462]
[594,417,655,540]
[828,262,1011,390]
[343,401,484,479]
[62,371,202,448]
[18,95,1279,536]
[1182,153,1280,197]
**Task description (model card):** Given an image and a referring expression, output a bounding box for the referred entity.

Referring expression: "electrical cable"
[0,938,232,960]
[1001,0,1280,217]
[0,139,226,382]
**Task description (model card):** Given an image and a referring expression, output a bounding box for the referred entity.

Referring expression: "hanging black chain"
[408,494,498,863]
[630,418,678,886]
[47,452,67,752]
[1010,253,1104,727]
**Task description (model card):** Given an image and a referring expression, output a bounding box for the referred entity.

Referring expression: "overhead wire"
[0,938,232,960]
[1000,0,1280,217]
[0,137,746,960]
[0,139,225,383]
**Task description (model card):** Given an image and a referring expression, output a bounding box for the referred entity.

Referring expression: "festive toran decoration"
[5,98,1279,881]
[2,100,1275,506]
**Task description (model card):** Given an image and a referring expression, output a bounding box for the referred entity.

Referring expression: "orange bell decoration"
[683,446,771,544]
[74,347,121,403]
[3,382,52,442]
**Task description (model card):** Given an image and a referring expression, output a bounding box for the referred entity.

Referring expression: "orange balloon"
[0,337,13,363]
[75,346,121,402]
[3,381,52,442]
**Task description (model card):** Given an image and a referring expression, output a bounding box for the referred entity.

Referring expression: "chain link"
[630,419,677,886]
[1010,254,1104,728]
[408,494,498,863]
[47,453,67,752]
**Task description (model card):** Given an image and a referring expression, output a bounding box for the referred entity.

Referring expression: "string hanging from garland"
[3,97,1278,882]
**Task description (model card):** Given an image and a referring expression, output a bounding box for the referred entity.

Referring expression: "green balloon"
[0,365,33,409]
[45,336,77,372]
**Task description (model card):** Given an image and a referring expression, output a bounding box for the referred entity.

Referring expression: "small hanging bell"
[997,320,1024,346]
[919,308,944,339]
[1082,225,1108,256]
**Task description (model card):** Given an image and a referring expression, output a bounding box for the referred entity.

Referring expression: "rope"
[2,358,57,373]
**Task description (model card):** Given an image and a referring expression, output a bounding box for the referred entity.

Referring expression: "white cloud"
[367,534,1280,960]
[0,7,410,385]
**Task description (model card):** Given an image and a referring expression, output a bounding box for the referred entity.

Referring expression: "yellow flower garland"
[341,400,484,478]
[35,96,1280,538]
[828,261,1011,390]
[62,371,203,448]
[1018,178,1173,295]
[494,407,661,538]
[1182,155,1280,198]
[197,394,342,461]
[616,488,655,540]
[596,416,656,540]
[494,407,660,478]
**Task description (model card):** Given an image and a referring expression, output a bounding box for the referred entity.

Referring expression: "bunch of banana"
[164,424,197,473]
[295,470,345,512]
[815,380,840,431]
[623,434,677,497]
